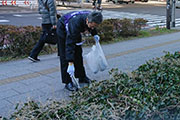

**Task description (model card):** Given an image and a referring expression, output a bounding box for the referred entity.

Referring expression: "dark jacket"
[59,11,98,62]
[38,0,57,25]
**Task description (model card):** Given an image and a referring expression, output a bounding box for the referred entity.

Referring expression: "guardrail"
[0,0,38,9]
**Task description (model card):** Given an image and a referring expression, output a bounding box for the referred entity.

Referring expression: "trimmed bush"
[9,52,180,120]
[0,25,56,58]
[0,18,147,61]
[93,18,147,43]
[112,18,147,37]
[97,19,114,42]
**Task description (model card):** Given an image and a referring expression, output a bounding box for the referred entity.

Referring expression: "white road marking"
[13,14,23,17]
[0,20,10,22]
[37,17,42,20]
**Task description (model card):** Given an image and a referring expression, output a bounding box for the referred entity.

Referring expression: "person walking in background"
[28,0,57,62]
[92,0,102,10]
[56,11,103,91]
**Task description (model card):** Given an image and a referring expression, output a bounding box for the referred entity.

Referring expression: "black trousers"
[92,0,101,6]
[30,24,52,59]
[57,20,86,84]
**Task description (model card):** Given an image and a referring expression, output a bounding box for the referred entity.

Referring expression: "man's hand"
[67,62,75,76]
[94,35,100,43]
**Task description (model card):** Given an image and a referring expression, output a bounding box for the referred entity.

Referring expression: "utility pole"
[166,0,171,29]
[172,0,176,27]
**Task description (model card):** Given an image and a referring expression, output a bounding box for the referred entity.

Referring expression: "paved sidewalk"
[1,30,180,117]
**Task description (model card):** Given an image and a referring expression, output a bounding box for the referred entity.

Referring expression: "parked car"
[176,0,180,8]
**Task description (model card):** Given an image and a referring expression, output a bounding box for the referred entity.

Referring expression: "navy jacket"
[60,11,98,62]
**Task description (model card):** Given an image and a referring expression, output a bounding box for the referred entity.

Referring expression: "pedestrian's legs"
[29,24,52,59]
[97,0,101,5]
[92,0,96,7]
[97,0,102,9]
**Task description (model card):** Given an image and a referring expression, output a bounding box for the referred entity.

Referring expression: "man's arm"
[88,28,100,42]
[47,0,57,26]
[89,28,98,36]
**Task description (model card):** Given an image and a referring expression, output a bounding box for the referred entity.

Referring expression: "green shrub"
[84,18,147,44]
[0,25,56,58]
[9,52,180,120]
[0,18,147,61]
[97,19,114,42]
[112,18,147,37]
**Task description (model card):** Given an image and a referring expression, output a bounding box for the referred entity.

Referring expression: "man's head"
[86,11,103,29]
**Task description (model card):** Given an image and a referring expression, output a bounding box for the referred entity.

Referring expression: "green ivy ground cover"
[7,52,180,120]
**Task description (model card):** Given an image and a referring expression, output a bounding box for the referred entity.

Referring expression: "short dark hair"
[87,11,103,24]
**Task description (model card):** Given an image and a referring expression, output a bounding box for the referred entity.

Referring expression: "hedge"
[0,18,147,60]
[0,25,56,58]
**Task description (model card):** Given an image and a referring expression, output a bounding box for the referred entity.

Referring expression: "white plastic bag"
[85,42,108,74]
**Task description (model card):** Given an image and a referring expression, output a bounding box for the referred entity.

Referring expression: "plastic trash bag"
[71,75,80,90]
[85,42,108,74]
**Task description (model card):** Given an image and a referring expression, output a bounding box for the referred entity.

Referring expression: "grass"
[146,27,179,35]
[113,27,180,43]
[0,55,27,62]
[0,27,179,62]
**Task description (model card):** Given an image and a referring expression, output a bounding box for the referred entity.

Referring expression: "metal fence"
[0,0,38,9]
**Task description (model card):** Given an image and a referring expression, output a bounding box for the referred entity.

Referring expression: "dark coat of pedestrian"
[56,11,103,91]
[28,0,57,62]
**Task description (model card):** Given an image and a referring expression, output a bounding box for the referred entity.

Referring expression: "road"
[0,12,41,26]
[0,2,180,28]
[104,2,180,18]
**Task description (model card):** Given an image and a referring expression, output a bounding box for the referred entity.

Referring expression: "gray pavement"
[1,2,180,118]
[1,31,180,118]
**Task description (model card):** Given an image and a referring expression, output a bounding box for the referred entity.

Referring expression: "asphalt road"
[104,2,180,18]
[0,12,41,26]
[0,2,180,26]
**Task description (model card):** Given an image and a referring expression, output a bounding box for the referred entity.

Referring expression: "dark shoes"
[79,76,91,84]
[65,82,76,91]
[28,56,40,62]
